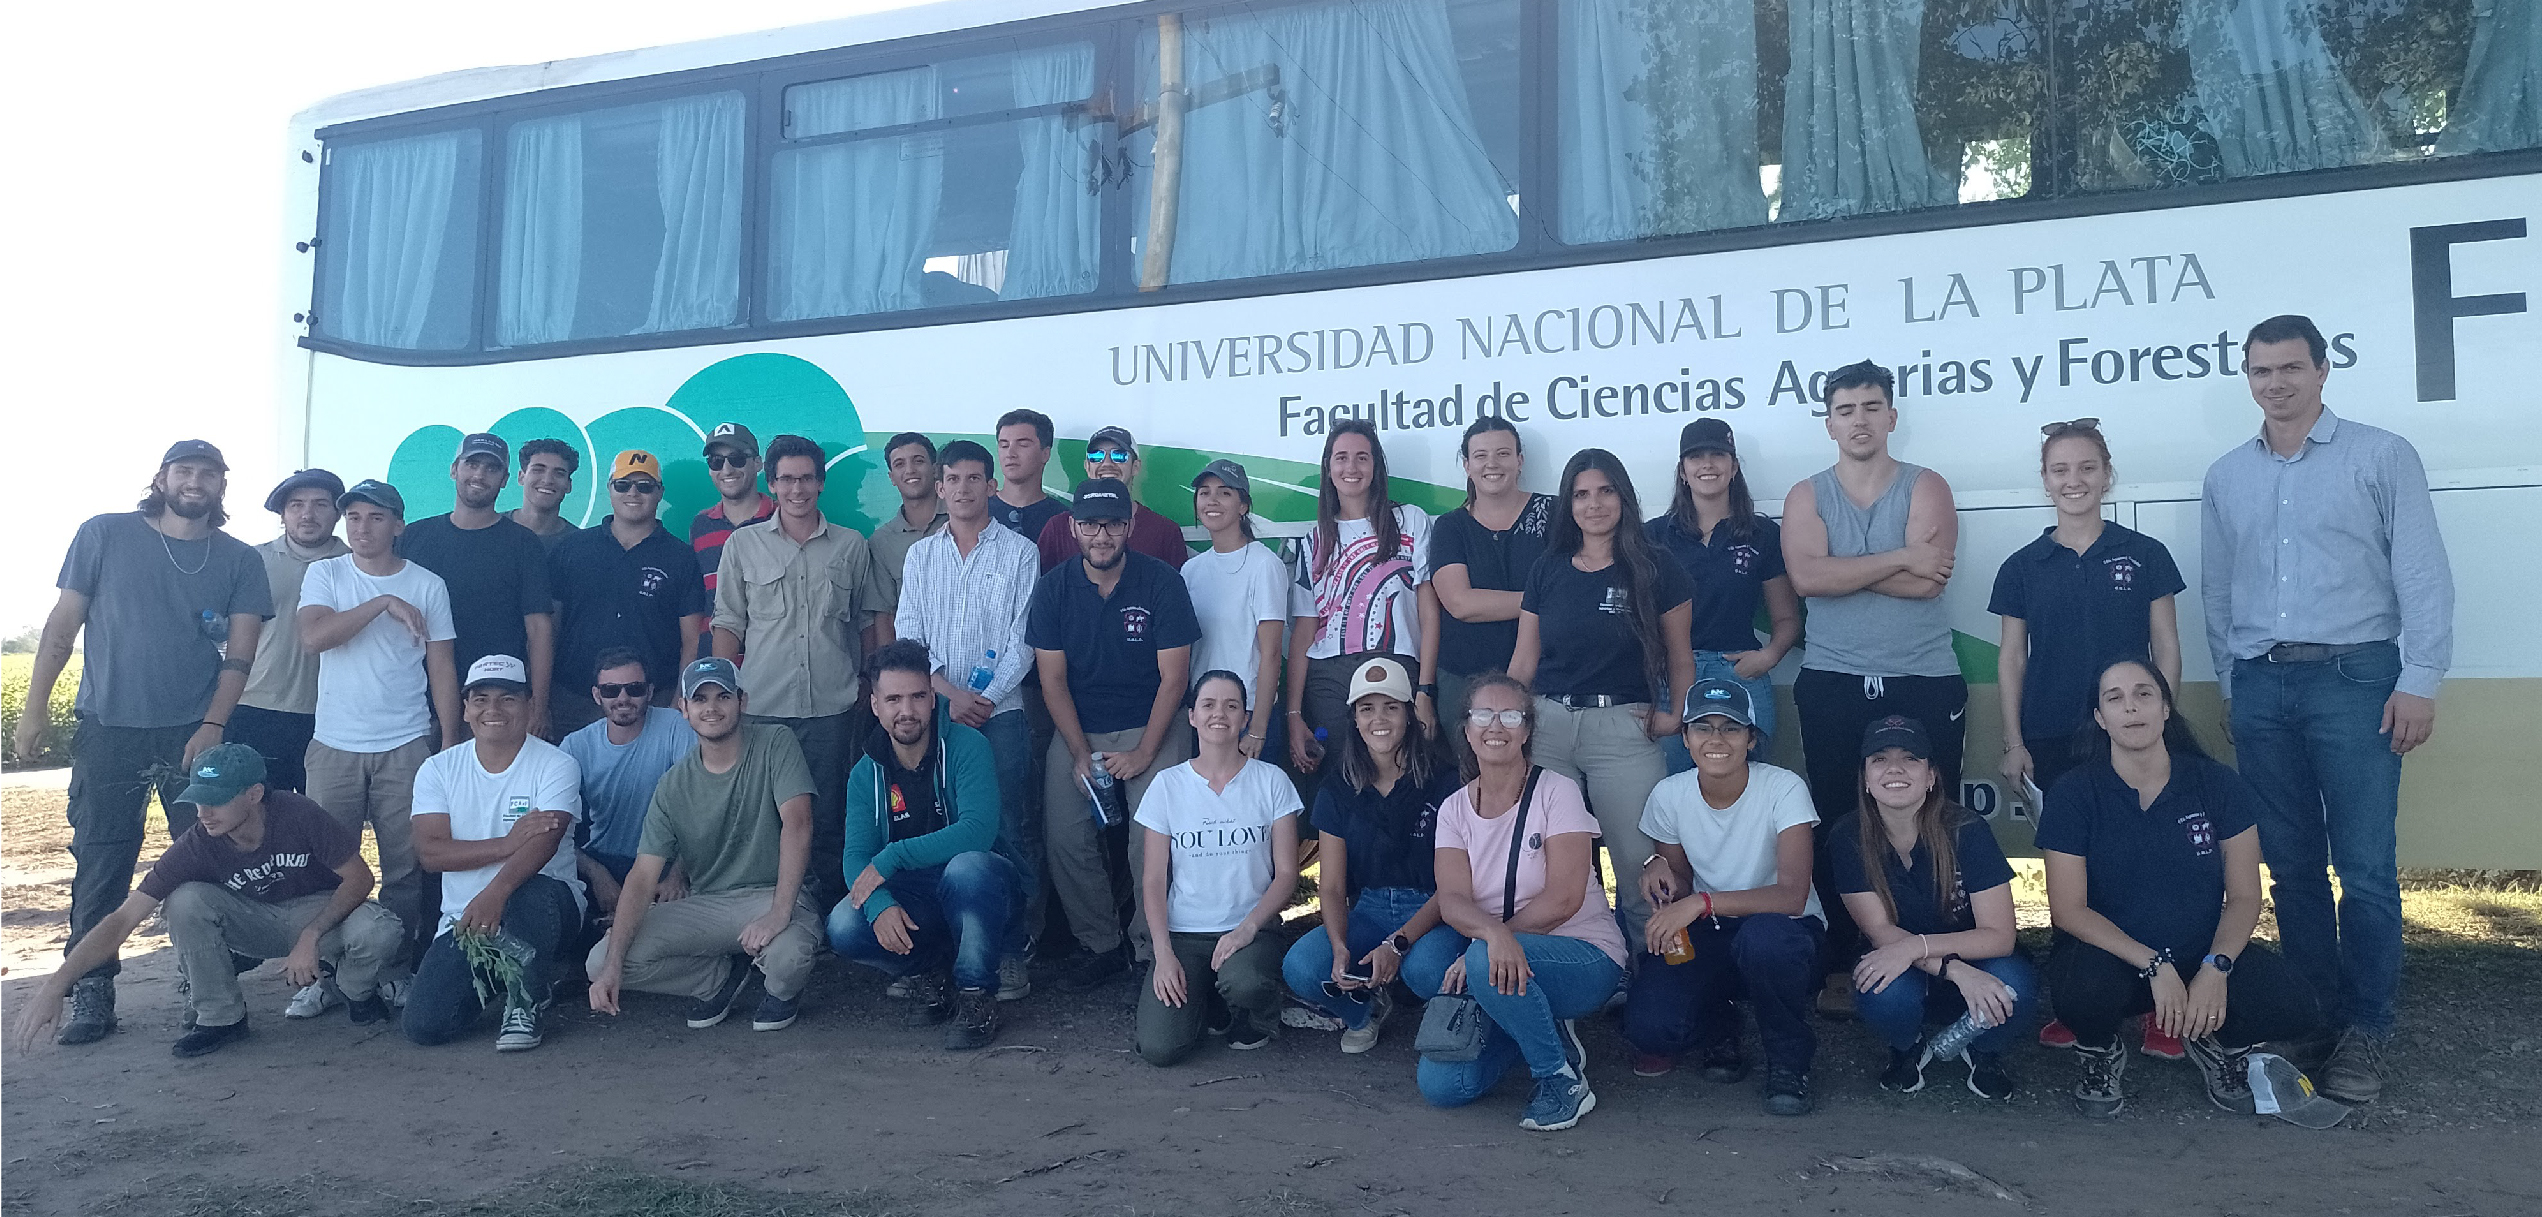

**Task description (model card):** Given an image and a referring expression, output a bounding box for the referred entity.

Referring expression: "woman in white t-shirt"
[1181,459,1292,760]
[1286,420,1437,774]
[1419,674,1625,1132]
[1135,670,1302,1066]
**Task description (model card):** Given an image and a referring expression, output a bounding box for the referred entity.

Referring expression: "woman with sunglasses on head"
[1428,416,1555,749]
[1286,421,1438,773]
[1646,419,1800,771]
[1419,675,1626,1131]
[1507,449,1696,946]
[1034,425,1191,572]
[1281,658,1465,1052]
[2038,658,2328,1120]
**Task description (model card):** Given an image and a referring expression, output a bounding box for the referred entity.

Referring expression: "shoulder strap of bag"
[1501,766,1543,923]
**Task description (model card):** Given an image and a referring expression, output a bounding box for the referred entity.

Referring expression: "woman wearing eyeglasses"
[1286,421,1438,773]
[1033,425,1192,572]
[1280,658,1464,1053]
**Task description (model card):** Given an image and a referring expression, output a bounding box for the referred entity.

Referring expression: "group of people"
[13,314,2451,1134]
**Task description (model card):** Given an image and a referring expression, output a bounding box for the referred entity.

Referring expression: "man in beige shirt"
[230,470,350,797]
[867,431,949,646]
[711,433,884,909]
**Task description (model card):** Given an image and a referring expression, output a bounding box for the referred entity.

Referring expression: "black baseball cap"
[457,432,510,464]
[1189,458,1251,496]
[1680,418,1736,457]
[337,479,406,518]
[1861,715,1932,760]
[705,422,759,458]
[161,439,228,470]
[1682,678,1757,727]
[1070,477,1134,521]
[265,469,346,514]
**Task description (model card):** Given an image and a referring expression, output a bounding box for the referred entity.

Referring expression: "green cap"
[176,743,268,809]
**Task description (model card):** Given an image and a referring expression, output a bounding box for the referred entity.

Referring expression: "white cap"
[464,653,531,689]
[1346,657,1413,706]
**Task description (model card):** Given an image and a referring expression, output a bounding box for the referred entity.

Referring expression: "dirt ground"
[5,770,2539,1217]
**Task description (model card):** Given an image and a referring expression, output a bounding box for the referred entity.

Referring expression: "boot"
[59,976,118,1045]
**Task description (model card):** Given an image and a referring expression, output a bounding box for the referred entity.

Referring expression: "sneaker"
[1631,1051,1677,1078]
[1966,1051,2016,1100]
[1059,946,1127,991]
[684,954,756,1028]
[345,995,391,1026]
[1556,1018,1589,1087]
[495,1005,544,1053]
[903,971,952,1028]
[2038,1018,2077,1049]
[2315,1028,2385,1105]
[2073,1041,2128,1118]
[1602,968,1631,1014]
[376,974,411,1009]
[2140,1023,2186,1061]
[945,988,999,1051]
[750,992,800,1032]
[2185,1035,2256,1114]
[1519,1068,1596,1131]
[1339,988,1393,1054]
[1815,974,1855,1021]
[1880,1043,1927,1093]
[58,976,116,1045]
[1282,1004,1347,1032]
[1698,1041,1749,1084]
[1762,1065,1813,1116]
[885,975,918,999]
[997,955,1033,1003]
[285,976,343,1020]
[1226,1010,1275,1051]
[171,1018,248,1058]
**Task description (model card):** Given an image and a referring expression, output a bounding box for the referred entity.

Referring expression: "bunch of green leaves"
[455,925,528,1007]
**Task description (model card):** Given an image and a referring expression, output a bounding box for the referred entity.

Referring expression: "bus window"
[315,129,482,351]
[768,42,1104,321]
[494,90,747,346]
[1126,0,1522,288]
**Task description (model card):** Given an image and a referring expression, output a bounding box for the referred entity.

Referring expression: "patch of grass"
[3,652,80,767]
[78,1164,911,1217]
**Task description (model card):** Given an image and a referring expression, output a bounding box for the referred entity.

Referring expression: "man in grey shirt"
[2201,313,2454,1107]
[229,469,350,795]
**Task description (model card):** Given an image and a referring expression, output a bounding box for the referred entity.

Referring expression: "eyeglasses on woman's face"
[1465,708,1527,729]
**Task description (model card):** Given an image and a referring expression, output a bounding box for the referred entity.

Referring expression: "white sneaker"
[495,1005,544,1052]
[1340,988,1393,1055]
[886,975,916,999]
[285,977,343,1019]
[377,974,411,1008]
[1281,1004,1347,1032]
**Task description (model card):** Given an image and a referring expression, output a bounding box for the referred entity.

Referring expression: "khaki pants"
[305,735,432,944]
[164,883,402,1026]
[587,887,823,1001]
[1040,723,1192,959]
[1530,698,1665,942]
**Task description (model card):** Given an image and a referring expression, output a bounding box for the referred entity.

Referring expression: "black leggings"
[2044,934,2324,1050]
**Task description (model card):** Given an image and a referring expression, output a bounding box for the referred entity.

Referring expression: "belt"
[1540,693,1640,709]
[2260,642,2373,664]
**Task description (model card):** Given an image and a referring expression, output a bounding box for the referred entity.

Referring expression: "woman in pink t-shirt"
[1419,674,1625,1132]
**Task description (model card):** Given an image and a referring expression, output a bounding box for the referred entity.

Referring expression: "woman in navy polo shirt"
[1832,715,2038,1100]
[1646,418,1801,771]
[1280,658,1465,1052]
[2037,659,2326,1120]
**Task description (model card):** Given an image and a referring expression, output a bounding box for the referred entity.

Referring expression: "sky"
[0,0,928,635]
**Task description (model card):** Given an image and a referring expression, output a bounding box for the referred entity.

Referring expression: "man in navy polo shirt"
[1027,478,1200,990]
[549,451,709,738]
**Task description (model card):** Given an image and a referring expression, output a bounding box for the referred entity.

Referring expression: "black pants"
[2044,934,2324,1050]
[1794,669,1966,971]
[226,705,315,793]
[65,718,196,981]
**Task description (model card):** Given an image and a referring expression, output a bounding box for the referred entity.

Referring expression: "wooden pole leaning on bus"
[1140,12,1186,292]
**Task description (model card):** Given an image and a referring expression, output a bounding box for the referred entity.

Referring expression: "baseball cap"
[1087,425,1138,456]
[464,653,532,692]
[1682,678,1757,727]
[2248,1052,2351,1129]
[264,469,346,514]
[704,422,759,458]
[680,656,743,699]
[1189,458,1252,496]
[1861,715,1932,760]
[457,432,510,464]
[177,743,268,808]
[1347,657,1413,705]
[611,451,663,483]
[1679,417,1737,457]
[336,479,406,518]
[161,439,228,470]
[1070,477,1134,521]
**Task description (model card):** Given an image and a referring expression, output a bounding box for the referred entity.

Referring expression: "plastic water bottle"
[967,649,997,692]
[1085,753,1127,828]
[1921,986,2015,1065]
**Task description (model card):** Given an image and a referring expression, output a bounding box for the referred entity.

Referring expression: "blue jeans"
[1661,651,1777,773]
[404,876,581,1046]
[1853,952,2039,1057]
[2231,642,2405,1039]
[1280,886,1464,1029]
[1416,934,1622,1108]
[828,851,1018,993]
[1622,914,1823,1072]
[980,710,1041,957]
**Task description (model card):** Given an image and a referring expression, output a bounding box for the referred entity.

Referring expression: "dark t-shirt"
[1024,552,1203,734]
[2034,755,2258,958]
[1520,550,1696,702]
[549,522,709,695]
[58,513,273,729]
[1647,512,1787,653]
[399,515,554,672]
[1429,494,1554,677]
[991,494,1071,560]
[883,757,943,843]
[1828,808,2016,936]
[1987,523,2186,741]
[138,790,356,903]
[1310,764,1461,899]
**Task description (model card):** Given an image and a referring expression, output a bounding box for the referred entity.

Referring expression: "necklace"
[157,519,210,576]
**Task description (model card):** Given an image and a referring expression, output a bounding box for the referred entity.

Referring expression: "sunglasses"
[595,682,652,699]
[2040,417,2101,437]
[705,453,753,471]
[1465,708,1528,728]
[1086,449,1132,464]
[611,478,663,494]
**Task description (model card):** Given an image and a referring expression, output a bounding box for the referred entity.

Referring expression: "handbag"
[1414,767,1542,1063]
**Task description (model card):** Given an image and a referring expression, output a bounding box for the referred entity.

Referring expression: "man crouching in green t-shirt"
[585,657,822,1031]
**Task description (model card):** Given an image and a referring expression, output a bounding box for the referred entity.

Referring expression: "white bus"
[280,0,2540,864]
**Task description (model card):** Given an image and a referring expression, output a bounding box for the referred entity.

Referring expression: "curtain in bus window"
[2184,0,2390,177]
[323,132,464,348]
[498,116,586,346]
[638,92,746,334]
[1147,0,1517,285]
[1002,43,1101,300]
[2438,0,2542,155]
[1780,0,1956,221]
[1557,0,1767,244]
[769,68,945,320]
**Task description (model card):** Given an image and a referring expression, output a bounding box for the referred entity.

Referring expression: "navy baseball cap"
[265,469,346,514]
[705,422,759,457]
[457,432,510,464]
[1679,418,1736,457]
[1861,715,1933,760]
[177,743,268,808]
[1070,478,1134,521]
[680,656,743,699]
[1682,678,1757,727]
[337,479,406,518]
[161,439,228,470]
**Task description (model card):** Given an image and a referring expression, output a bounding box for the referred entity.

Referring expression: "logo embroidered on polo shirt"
[1729,543,1759,576]
[638,565,669,596]
[2178,808,2217,856]
[1120,606,1152,641]
[2104,555,2141,592]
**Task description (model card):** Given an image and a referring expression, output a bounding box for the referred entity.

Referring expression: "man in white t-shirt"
[298,479,458,985]
[403,654,585,1053]
[1622,679,1826,1117]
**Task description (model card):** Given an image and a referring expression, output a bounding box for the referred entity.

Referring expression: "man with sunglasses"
[561,647,698,918]
[548,451,708,739]
[689,422,774,601]
[1033,426,1191,573]
[868,431,949,646]
[399,432,556,736]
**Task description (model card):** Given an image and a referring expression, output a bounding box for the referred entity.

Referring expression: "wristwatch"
[2204,952,2235,974]
[1416,683,1439,700]
[1386,933,1413,955]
